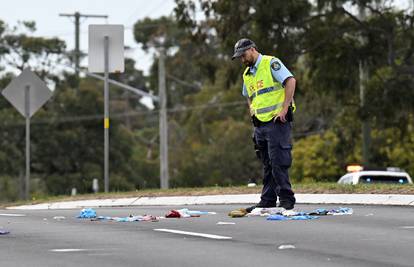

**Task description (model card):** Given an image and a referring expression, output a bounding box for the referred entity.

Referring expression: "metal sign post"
[25,86,30,199]
[103,36,109,193]
[1,69,53,200]
[89,24,124,193]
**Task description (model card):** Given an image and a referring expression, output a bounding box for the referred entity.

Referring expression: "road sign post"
[88,24,124,193]
[25,86,30,199]
[104,35,109,193]
[1,69,53,200]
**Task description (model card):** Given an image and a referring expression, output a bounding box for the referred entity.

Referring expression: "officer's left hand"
[274,107,288,123]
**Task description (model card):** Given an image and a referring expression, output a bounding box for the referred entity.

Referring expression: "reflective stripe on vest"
[256,103,284,114]
[250,86,283,100]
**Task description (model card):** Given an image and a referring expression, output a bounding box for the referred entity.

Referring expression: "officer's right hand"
[274,107,288,123]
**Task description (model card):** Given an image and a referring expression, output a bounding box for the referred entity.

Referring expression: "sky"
[0,0,176,75]
[0,0,412,75]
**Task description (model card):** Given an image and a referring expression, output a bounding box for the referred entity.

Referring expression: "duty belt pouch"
[286,106,294,122]
[252,134,261,159]
[251,115,261,127]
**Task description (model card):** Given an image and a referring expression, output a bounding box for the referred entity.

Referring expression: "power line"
[124,0,166,26]
[59,12,108,77]
[3,100,247,126]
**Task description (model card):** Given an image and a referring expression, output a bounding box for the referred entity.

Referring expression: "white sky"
[0,0,176,75]
[0,0,411,75]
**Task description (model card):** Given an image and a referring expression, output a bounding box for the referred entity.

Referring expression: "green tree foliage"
[168,0,414,184]
[0,20,66,83]
[0,21,151,199]
[291,130,342,182]
[2,0,414,201]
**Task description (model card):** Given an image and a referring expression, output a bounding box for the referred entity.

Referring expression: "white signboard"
[88,24,124,73]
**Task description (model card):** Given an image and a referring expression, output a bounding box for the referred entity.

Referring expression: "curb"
[6,193,414,210]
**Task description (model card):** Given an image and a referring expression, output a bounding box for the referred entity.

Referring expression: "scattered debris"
[165,209,216,218]
[77,209,160,222]
[77,208,97,219]
[230,207,353,220]
[278,244,295,250]
[282,209,298,217]
[328,208,353,216]
[267,214,319,221]
[228,208,248,218]
[0,230,10,235]
[94,215,159,222]
[165,210,182,218]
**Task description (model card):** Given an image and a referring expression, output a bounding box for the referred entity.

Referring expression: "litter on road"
[229,207,353,221]
[228,208,248,218]
[77,208,97,219]
[165,208,216,218]
[0,230,10,235]
[93,214,159,222]
[267,214,319,221]
[76,208,160,222]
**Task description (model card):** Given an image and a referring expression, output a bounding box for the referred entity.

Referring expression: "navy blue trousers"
[254,120,296,207]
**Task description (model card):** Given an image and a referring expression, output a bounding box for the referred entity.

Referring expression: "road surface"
[0,204,413,267]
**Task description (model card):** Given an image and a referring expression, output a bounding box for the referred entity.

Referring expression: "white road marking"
[154,228,232,240]
[400,226,414,229]
[216,222,236,225]
[0,213,26,217]
[50,249,88,252]
[278,244,296,250]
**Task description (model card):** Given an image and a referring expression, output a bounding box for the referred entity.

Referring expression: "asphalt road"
[0,204,413,267]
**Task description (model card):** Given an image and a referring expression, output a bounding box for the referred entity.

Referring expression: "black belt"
[251,116,274,127]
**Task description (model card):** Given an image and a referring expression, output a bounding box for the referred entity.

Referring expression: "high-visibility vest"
[243,55,295,122]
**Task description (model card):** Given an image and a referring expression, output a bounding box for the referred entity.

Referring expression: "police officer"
[232,38,296,212]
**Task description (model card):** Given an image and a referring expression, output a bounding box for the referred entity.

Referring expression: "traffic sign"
[88,24,124,73]
[2,68,53,118]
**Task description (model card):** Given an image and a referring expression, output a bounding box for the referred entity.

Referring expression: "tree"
[0,20,66,83]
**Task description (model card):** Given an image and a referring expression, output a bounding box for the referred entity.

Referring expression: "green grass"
[2,182,414,208]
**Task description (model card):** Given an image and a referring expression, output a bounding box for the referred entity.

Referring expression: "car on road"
[337,168,413,185]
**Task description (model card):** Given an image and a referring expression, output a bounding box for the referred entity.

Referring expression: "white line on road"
[216,222,236,225]
[50,249,88,252]
[400,226,414,229]
[278,244,296,250]
[154,228,232,240]
[0,213,26,217]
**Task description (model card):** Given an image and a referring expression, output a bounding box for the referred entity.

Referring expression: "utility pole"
[158,47,169,189]
[59,12,108,77]
[358,2,371,166]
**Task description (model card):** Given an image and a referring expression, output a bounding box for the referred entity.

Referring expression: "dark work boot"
[246,201,277,213]
[278,201,294,210]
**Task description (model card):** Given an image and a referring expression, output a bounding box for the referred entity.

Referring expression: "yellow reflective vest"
[243,55,295,122]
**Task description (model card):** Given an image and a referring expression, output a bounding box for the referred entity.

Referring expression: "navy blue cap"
[232,38,257,60]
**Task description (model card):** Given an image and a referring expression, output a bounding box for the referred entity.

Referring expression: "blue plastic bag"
[77,208,97,218]
[267,215,290,221]
[290,215,319,220]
